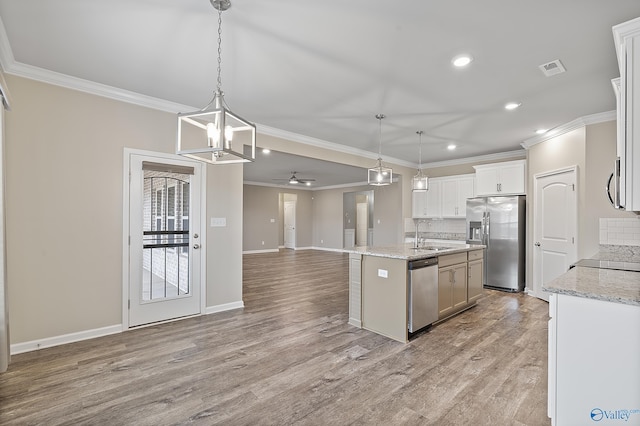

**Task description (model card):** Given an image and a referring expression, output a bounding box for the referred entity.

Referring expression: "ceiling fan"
[273,171,316,185]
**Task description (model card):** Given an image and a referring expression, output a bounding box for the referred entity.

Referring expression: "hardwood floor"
[0,250,551,425]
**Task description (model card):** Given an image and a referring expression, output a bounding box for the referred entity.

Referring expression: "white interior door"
[284,200,296,249]
[127,153,203,327]
[533,168,577,301]
[356,201,368,246]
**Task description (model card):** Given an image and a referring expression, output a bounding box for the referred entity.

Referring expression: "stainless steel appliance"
[408,257,438,333]
[466,196,526,292]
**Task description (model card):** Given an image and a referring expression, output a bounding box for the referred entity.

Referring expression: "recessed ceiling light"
[536,129,548,135]
[452,54,473,68]
[306,182,311,186]
[447,144,457,151]
[262,148,271,154]
[505,102,521,110]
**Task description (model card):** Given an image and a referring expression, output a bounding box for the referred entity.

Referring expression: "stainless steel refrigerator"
[466,196,525,292]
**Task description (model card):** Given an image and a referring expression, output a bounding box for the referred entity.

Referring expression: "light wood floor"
[0,250,551,425]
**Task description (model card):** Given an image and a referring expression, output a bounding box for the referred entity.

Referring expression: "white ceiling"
[1,1,639,188]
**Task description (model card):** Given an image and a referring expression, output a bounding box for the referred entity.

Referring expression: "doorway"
[532,167,577,301]
[124,151,205,328]
[343,190,374,248]
[356,196,369,246]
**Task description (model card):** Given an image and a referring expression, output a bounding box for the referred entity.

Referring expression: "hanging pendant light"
[412,130,429,192]
[368,114,393,186]
[177,0,256,164]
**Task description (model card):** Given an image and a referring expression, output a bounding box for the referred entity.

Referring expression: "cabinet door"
[498,162,526,194]
[467,259,483,302]
[438,267,453,318]
[426,180,442,218]
[452,263,468,309]
[456,177,475,217]
[412,191,427,218]
[440,179,458,217]
[475,167,499,196]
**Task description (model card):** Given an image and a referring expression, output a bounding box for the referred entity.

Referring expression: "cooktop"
[570,258,640,272]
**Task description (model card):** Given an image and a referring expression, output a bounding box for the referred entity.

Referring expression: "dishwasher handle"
[408,257,438,270]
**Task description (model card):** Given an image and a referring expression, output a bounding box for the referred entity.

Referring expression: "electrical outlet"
[261,241,264,245]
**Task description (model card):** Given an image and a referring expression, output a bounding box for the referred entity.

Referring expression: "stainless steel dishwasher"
[408,257,439,333]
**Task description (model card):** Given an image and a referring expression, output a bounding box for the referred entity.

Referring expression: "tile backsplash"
[404,218,467,241]
[599,217,640,246]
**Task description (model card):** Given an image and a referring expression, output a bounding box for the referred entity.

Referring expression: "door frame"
[532,166,577,300]
[122,148,207,329]
[283,200,296,249]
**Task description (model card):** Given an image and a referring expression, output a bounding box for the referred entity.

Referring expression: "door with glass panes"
[128,155,202,327]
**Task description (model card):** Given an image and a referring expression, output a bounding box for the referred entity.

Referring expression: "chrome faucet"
[414,219,423,248]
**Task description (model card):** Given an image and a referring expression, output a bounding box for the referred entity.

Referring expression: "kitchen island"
[347,243,485,343]
[544,247,640,426]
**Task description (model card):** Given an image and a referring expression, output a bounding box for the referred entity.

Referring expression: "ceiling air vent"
[539,59,566,77]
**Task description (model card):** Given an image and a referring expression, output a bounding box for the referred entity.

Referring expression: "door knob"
[193,244,200,249]
[535,242,541,247]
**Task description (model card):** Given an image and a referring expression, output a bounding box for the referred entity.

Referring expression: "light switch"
[270,218,275,223]
[211,217,227,227]
[378,269,388,278]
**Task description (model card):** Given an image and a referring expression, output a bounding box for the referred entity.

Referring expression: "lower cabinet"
[467,250,484,303]
[548,293,640,425]
[438,253,468,319]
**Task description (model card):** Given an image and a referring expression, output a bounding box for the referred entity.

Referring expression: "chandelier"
[368,114,393,186]
[412,130,429,191]
[176,0,256,164]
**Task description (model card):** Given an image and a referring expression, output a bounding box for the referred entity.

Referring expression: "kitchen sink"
[412,246,451,251]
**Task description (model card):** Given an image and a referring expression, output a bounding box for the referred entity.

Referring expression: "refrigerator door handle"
[485,212,490,249]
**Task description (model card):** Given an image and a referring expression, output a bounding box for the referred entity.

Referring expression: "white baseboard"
[311,246,348,253]
[243,249,279,254]
[10,301,244,355]
[348,318,362,328]
[205,301,244,315]
[11,324,123,355]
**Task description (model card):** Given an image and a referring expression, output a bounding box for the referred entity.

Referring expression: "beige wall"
[525,121,636,291]
[243,185,313,251]
[4,75,243,344]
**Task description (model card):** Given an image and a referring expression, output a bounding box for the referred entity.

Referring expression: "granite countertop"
[346,242,485,261]
[543,266,640,306]
[543,245,640,306]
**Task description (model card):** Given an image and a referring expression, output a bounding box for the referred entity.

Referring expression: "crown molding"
[257,124,416,169]
[244,179,371,191]
[422,149,526,169]
[521,110,616,149]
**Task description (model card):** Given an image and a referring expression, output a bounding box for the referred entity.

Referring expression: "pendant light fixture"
[412,130,429,192]
[176,0,256,164]
[368,114,393,186]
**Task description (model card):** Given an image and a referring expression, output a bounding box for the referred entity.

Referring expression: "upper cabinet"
[473,160,526,196]
[611,17,640,211]
[412,174,474,218]
[441,175,475,218]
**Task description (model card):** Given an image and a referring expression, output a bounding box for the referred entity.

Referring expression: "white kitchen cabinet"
[412,191,428,218]
[473,160,526,196]
[548,293,640,425]
[441,174,475,218]
[413,174,473,218]
[412,179,441,218]
[611,17,640,212]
